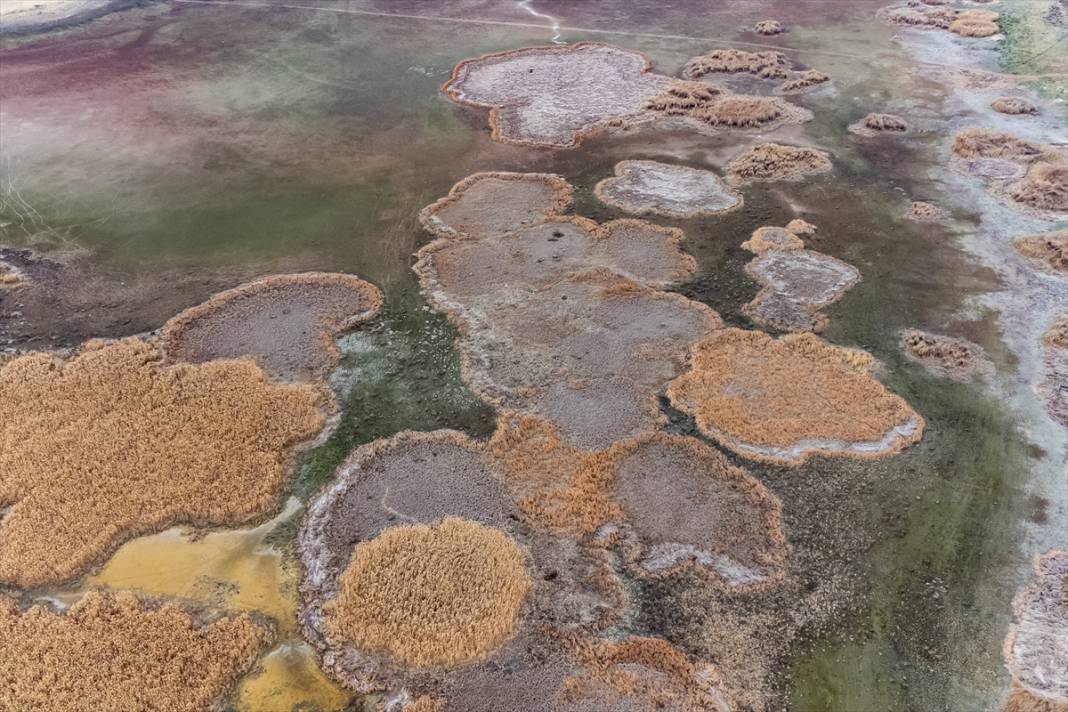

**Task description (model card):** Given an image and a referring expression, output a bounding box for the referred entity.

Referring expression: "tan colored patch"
[1014,229,1068,275]
[753,20,784,35]
[0,592,269,712]
[0,338,325,588]
[779,70,830,94]
[667,329,923,465]
[900,329,992,380]
[849,112,908,137]
[684,49,788,79]
[326,518,532,668]
[992,97,1039,116]
[726,143,833,184]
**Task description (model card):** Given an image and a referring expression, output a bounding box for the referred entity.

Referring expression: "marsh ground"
[0,1,1065,710]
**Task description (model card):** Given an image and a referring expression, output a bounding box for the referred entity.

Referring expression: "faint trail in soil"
[517,0,563,44]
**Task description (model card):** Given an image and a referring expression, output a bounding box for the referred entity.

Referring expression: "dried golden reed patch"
[910,201,946,221]
[1009,162,1068,213]
[1014,229,1068,275]
[0,338,325,588]
[0,591,269,712]
[1044,314,1068,349]
[0,261,21,288]
[667,329,923,465]
[779,70,830,94]
[992,98,1039,116]
[685,49,788,79]
[753,20,784,35]
[726,143,833,184]
[326,518,532,668]
[951,128,1051,162]
[900,329,992,380]
[850,112,908,136]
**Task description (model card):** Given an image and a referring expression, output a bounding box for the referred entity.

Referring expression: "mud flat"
[593,160,741,218]
[1038,315,1068,426]
[726,143,833,184]
[0,592,268,712]
[0,338,325,588]
[848,113,909,138]
[667,329,924,465]
[880,5,1001,38]
[296,423,770,709]
[0,0,116,36]
[740,222,860,333]
[417,172,720,449]
[162,272,383,383]
[1013,228,1067,276]
[900,329,993,381]
[443,43,811,148]
[950,128,1068,217]
[1001,551,1068,712]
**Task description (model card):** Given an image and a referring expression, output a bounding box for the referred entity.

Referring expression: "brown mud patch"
[161,272,383,383]
[992,98,1039,116]
[1013,229,1067,276]
[740,222,860,333]
[417,172,720,449]
[667,329,924,465]
[725,143,833,184]
[0,591,269,712]
[848,112,910,137]
[297,422,769,708]
[1038,315,1068,426]
[593,160,741,219]
[880,5,1000,38]
[1001,551,1068,710]
[900,329,993,381]
[0,338,325,588]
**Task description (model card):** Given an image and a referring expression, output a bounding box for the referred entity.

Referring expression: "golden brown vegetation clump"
[900,329,992,380]
[645,79,723,115]
[326,517,532,668]
[786,218,817,235]
[1013,229,1068,275]
[667,329,923,465]
[753,20,784,35]
[0,338,325,588]
[883,5,998,37]
[693,95,786,127]
[951,128,1050,162]
[1008,161,1068,213]
[910,201,946,221]
[646,84,806,130]
[949,9,1000,37]
[849,112,908,137]
[726,142,833,184]
[992,97,1039,116]
[1044,314,1068,349]
[0,261,21,288]
[779,70,830,93]
[0,592,269,712]
[685,49,788,79]
[741,226,805,253]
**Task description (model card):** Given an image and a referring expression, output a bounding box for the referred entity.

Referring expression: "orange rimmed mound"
[667,329,923,465]
[685,49,788,79]
[326,517,532,668]
[1013,228,1067,275]
[0,338,325,588]
[726,143,833,184]
[0,592,269,712]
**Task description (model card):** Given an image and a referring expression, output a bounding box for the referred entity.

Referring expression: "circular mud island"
[848,112,909,137]
[1013,228,1067,276]
[881,5,1001,38]
[0,338,326,588]
[1002,551,1068,710]
[297,423,758,709]
[161,272,383,383]
[594,160,742,218]
[417,172,721,449]
[666,329,925,465]
[0,591,269,712]
[991,97,1039,116]
[725,143,833,184]
[740,222,860,333]
[900,329,993,381]
[951,128,1068,216]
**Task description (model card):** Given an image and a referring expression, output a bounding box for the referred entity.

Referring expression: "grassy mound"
[726,143,833,184]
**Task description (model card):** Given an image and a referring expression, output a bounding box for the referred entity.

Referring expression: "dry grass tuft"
[910,201,946,221]
[951,128,1050,162]
[1044,314,1068,349]
[753,20,784,35]
[403,697,447,712]
[726,142,833,184]
[992,97,1039,116]
[0,591,269,712]
[849,112,908,137]
[667,329,923,465]
[685,49,788,79]
[0,261,22,288]
[1008,161,1068,213]
[0,338,325,588]
[779,70,830,93]
[1002,684,1066,712]
[900,329,992,380]
[646,82,805,131]
[950,10,999,37]
[1013,229,1068,275]
[741,226,805,253]
[883,5,998,36]
[326,517,532,668]
[786,218,817,235]
[693,95,785,128]
[646,79,723,114]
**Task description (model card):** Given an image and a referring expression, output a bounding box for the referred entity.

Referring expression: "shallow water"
[2,1,1065,710]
